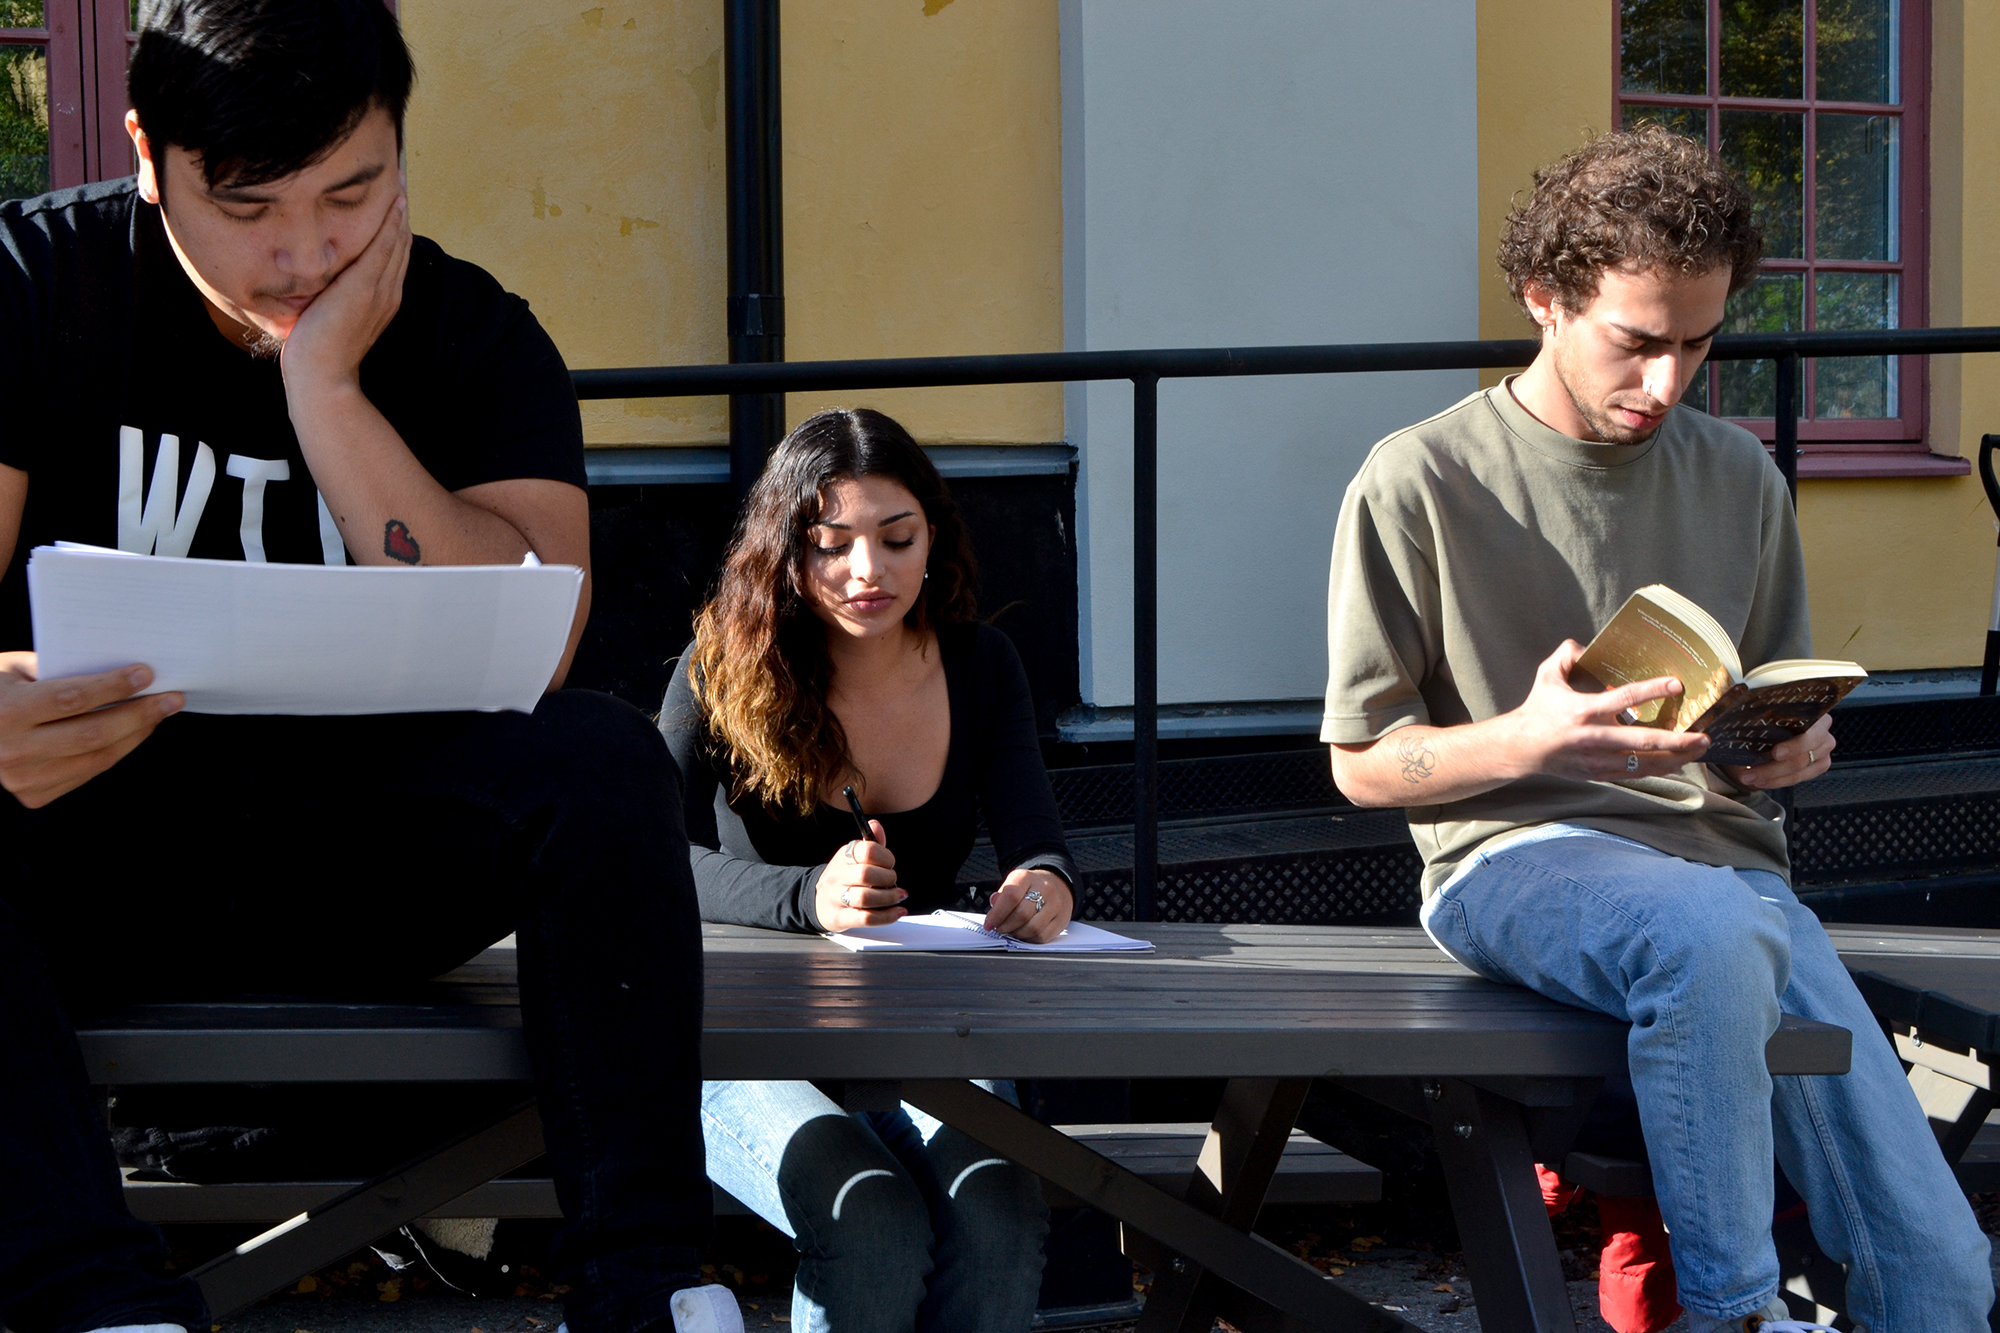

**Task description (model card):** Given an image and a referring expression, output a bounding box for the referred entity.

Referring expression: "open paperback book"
[1573,584,1866,767]
[826,911,1154,954]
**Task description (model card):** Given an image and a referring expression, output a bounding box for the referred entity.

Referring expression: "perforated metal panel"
[958,845,1424,926]
[1792,794,2000,885]
[1049,750,1340,828]
[1825,697,2000,761]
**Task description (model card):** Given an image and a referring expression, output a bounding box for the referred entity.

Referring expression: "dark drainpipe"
[724,0,784,502]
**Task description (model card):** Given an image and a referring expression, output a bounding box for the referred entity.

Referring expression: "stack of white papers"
[27,544,583,715]
[827,910,1154,954]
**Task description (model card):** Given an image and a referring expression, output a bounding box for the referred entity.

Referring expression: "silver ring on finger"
[1626,752,1640,773]
[1808,749,1815,766]
[1025,888,1046,913]
[840,887,854,909]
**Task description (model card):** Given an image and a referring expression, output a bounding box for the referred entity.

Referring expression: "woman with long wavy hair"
[658,407,1074,1333]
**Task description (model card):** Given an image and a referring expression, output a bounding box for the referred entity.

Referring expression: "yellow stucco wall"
[397,0,1062,448]
[1477,0,2000,669]
[1475,0,1612,363]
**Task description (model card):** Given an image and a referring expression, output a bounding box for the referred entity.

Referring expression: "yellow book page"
[1575,587,1738,730]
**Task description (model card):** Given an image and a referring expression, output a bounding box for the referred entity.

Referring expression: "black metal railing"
[574,324,2000,919]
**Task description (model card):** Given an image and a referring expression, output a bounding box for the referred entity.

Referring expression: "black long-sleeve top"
[659,622,1076,933]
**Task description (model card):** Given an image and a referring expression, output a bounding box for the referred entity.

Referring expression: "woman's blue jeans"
[1425,826,1991,1331]
[701,1079,1049,1333]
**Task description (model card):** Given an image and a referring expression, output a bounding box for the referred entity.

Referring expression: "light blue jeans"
[1424,826,1991,1331]
[700,1079,1049,1333]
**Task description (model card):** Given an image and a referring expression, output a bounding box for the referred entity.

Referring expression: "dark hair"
[1497,123,1764,319]
[689,408,979,814]
[129,0,415,189]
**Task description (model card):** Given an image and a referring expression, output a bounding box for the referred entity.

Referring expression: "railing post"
[724,0,785,502]
[1979,435,1999,697]
[1132,374,1160,922]
[1774,352,1800,504]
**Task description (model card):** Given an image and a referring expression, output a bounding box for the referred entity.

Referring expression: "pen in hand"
[842,784,874,843]
[836,785,905,921]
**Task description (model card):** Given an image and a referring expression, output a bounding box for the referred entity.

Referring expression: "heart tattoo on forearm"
[383,519,422,564]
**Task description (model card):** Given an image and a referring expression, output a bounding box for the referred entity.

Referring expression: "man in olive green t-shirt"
[1322,127,1989,1333]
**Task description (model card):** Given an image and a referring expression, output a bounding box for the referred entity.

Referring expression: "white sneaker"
[1691,1297,1839,1333]
[669,1285,745,1333]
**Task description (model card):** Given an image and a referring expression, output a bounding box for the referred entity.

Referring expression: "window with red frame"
[0,0,136,199]
[1617,0,1929,445]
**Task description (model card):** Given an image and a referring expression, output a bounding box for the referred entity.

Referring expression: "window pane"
[1816,0,1897,104]
[1683,363,1711,414]
[1622,0,1707,95]
[1815,112,1896,260]
[1719,272,1803,417]
[1721,0,1804,98]
[0,2,44,27]
[0,43,48,201]
[1813,271,1897,418]
[1720,110,1804,258]
[1621,102,1710,145]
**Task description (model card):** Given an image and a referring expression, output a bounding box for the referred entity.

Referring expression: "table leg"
[188,1096,545,1318]
[1135,1078,1313,1333]
[901,1079,1420,1333]
[1894,1027,1996,1162]
[1426,1078,1578,1333]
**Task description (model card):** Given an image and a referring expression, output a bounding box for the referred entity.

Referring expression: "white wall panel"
[1064,0,1480,706]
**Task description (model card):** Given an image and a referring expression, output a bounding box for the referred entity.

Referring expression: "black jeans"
[0,690,709,1333]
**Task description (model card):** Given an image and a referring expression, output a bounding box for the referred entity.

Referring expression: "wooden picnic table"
[75,922,1852,1333]
[1827,923,2000,1185]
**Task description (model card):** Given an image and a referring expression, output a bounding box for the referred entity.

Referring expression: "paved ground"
[208,1196,2000,1333]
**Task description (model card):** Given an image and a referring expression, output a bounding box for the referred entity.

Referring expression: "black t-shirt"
[659,621,1077,933]
[0,178,587,649]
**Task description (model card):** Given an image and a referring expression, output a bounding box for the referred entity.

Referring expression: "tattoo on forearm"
[383,519,422,564]
[1397,734,1437,785]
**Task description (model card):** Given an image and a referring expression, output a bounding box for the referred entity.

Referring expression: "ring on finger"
[1025,888,1046,913]
[1625,752,1640,773]
[840,887,854,909]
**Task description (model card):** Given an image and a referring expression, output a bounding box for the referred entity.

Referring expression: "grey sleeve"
[1320,470,1440,745]
[659,659,829,933]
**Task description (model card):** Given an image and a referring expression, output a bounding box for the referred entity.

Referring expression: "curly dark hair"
[688,408,980,815]
[1498,123,1764,320]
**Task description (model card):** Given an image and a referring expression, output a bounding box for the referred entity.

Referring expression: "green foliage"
[1721,0,1804,98]
[1622,0,1708,96]
[0,43,47,202]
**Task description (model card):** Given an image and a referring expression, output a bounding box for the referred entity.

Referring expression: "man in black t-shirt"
[0,5,722,1333]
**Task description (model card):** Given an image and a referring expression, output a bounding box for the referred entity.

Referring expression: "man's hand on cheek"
[280,185,411,396]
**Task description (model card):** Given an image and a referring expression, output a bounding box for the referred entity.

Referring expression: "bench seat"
[122,1121,1382,1224]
